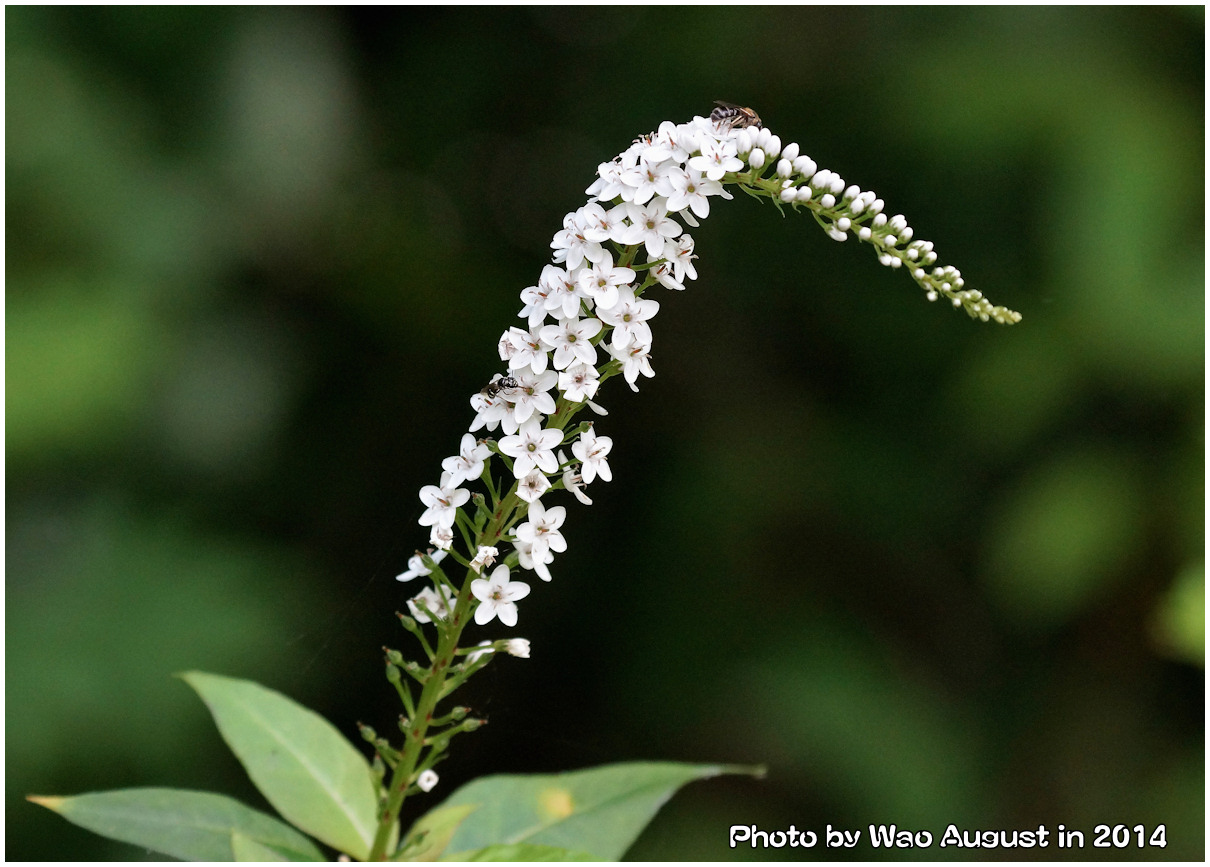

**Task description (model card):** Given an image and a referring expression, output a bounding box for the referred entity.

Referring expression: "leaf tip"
[27,794,64,811]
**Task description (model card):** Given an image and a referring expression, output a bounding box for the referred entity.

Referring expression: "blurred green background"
[7,6,1203,861]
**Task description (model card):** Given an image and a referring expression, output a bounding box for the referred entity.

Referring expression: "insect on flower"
[710,100,762,132]
[480,374,520,400]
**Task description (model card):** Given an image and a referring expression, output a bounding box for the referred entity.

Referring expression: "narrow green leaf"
[450,842,597,861]
[396,803,477,861]
[439,761,763,860]
[181,671,378,860]
[232,832,292,861]
[28,788,324,861]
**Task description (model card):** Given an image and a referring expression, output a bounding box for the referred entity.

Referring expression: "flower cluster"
[398,109,1021,638]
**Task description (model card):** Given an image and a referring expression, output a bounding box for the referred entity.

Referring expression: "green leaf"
[439,761,763,860]
[232,832,293,861]
[28,788,324,861]
[181,671,379,860]
[450,843,597,861]
[396,803,477,861]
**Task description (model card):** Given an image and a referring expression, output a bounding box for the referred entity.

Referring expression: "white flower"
[559,449,593,505]
[429,524,454,551]
[571,427,613,484]
[396,548,448,583]
[666,234,698,283]
[499,326,549,375]
[610,338,656,392]
[469,387,510,433]
[557,362,601,404]
[518,280,551,328]
[408,585,453,624]
[442,433,492,487]
[539,317,602,370]
[620,200,682,259]
[654,119,699,163]
[417,770,439,793]
[581,201,633,246]
[586,159,627,202]
[550,209,605,270]
[505,638,531,658]
[418,473,470,529]
[538,264,583,321]
[576,252,635,313]
[515,538,554,582]
[498,418,563,479]
[599,287,659,350]
[516,468,552,503]
[620,153,676,205]
[471,564,531,626]
[470,545,499,573]
[508,370,559,427]
[665,168,727,219]
[688,137,743,181]
[514,499,568,561]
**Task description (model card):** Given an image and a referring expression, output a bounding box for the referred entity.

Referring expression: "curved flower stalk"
[371,108,1021,859]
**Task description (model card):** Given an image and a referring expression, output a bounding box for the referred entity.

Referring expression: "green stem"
[366,495,519,860]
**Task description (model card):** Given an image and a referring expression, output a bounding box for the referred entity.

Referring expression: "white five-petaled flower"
[666,168,727,219]
[514,499,568,561]
[499,326,549,375]
[609,338,656,392]
[621,200,682,259]
[665,233,698,283]
[575,252,635,313]
[418,473,470,529]
[516,468,552,503]
[571,427,613,484]
[550,208,606,270]
[599,287,659,349]
[558,362,601,404]
[471,564,531,626]
[620,154,676,205]
[688,136,744,181]
[507,370,558,428]
[539,317,602,370]
[396,548,448,583]
[498,418,563,479]
[538,264,583,321]
[442,433,492,487]
[515,538,554,582]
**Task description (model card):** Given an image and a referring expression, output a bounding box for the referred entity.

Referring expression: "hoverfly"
[480,374,520,400]
[710,100,762,133]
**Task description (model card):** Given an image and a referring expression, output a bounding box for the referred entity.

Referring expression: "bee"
[710,100,762,132]
[480,374,520,400]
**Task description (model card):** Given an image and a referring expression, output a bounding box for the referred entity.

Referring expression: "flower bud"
[417,770,439,793]
[793,156,817,177]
